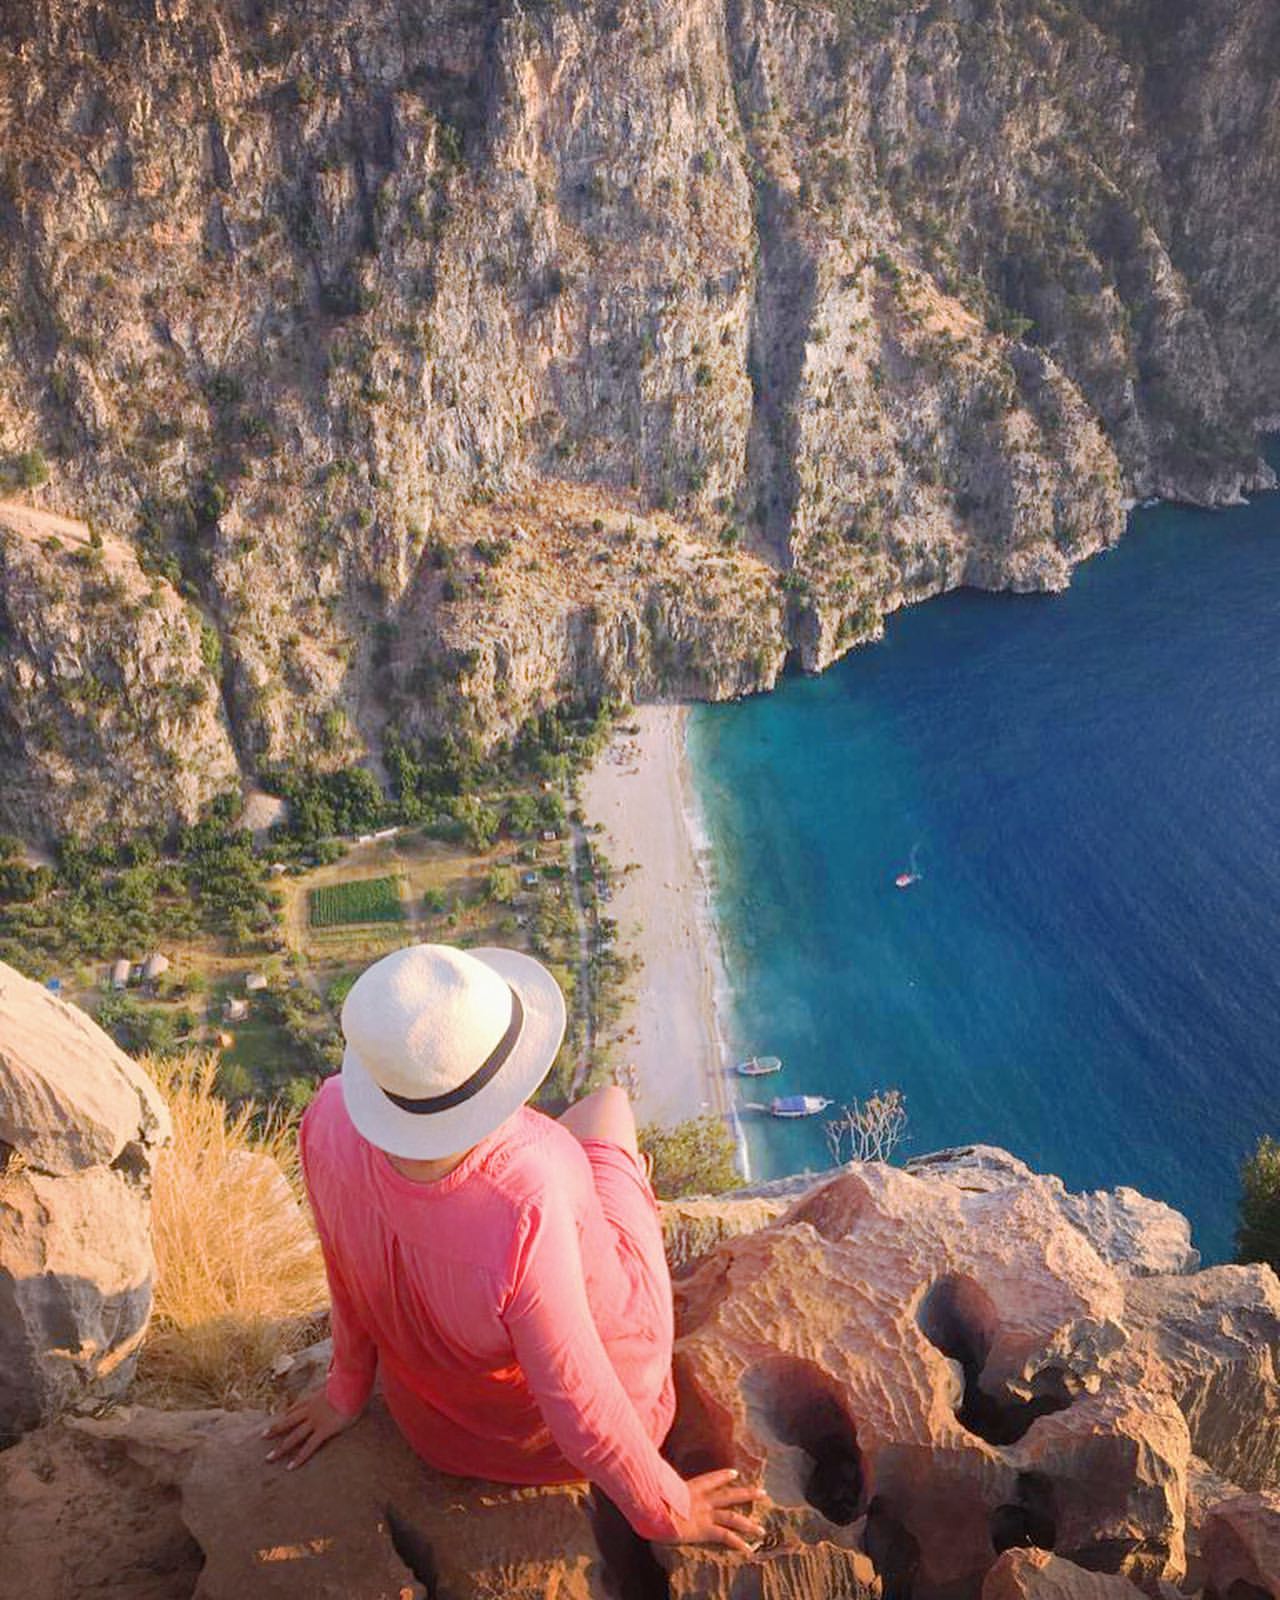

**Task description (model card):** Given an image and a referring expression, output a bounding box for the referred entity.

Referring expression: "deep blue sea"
[688,483,1280,1263]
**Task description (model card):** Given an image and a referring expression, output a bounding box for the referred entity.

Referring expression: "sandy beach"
[580,705,733,1131]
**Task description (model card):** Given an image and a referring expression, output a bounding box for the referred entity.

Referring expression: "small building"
[244,972,269,994]
[224,997,249,1023]
[110,958,131,991]
[141,952,170,986]
[541,829,559,843]
[522,872,539,888]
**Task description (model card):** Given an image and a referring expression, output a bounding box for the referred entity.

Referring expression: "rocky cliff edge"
[3,1128,1279,1600]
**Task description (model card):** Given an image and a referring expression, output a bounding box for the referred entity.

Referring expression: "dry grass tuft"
[135,1053,329,1409]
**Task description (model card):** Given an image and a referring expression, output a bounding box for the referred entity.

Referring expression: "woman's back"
[300,1079,680,1512]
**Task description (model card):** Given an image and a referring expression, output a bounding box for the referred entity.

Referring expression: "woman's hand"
[661,1468,769,1553]
[263,1385,361,1470]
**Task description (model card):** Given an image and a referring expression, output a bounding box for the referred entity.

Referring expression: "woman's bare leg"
[558,1085,640,1161]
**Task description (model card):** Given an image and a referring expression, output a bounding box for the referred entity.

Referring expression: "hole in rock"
[742,1357,863,1525]
[385,1503,438,1594]
[991,1473,1057,1553]
[589,1490,670,1600]
[1062,1529,1171,1568]
[785,1171,873,1241]
[1224,1584,1271,1600]
[110,1141,148,1184]
[917,1276,1071,1446]
[865,1496,921,1600]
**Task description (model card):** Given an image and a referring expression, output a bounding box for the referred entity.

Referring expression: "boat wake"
[895,840,925,889]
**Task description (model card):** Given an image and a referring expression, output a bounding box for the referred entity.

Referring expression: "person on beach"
[265,942,765,1551]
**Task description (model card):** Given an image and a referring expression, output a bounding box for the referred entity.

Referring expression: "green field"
[308,876,405,928]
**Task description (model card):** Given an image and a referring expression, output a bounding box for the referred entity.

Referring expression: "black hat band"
[380,986,526,1115]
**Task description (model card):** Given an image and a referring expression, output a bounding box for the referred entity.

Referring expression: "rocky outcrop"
[981,1548,1147,1600]
[0,962,171,1442]
[729,1143,1201,1277]
[1200,1491,1280,1600]
[0,0,1277,834]
[669,1162,1188,1595]
[2,1148,1279,1600]
[905,1145,1202,1278]
[660,1191,790,1277]
[1120,1267,1280,1491]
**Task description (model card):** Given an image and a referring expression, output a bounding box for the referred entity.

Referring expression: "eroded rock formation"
[0,962,171,1442]
[981,1548,1147,1600]
[1200,1490,1280,1600]
[3,1144,1279,1600]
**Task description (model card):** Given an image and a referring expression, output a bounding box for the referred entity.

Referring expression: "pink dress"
[298,1080,692,1540]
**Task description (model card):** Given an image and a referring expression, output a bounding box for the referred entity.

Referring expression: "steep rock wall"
[0,0,1276,832]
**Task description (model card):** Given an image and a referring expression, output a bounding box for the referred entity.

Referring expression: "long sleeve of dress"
[501,1191,692,1542]
[299,1115,378,1419]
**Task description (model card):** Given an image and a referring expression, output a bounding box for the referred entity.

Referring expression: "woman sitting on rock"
[265,942,764,1552]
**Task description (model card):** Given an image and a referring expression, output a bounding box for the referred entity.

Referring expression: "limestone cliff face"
[0,0,1276,832]
[0,504,240,838]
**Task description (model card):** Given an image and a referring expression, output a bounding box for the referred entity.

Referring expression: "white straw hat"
[339,943,566,1159]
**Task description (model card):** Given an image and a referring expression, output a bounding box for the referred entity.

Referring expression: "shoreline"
[580,706,739,1149]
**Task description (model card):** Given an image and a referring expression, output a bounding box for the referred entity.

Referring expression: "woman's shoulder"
[299,1076,354,1159]
[477,1106,590,1206]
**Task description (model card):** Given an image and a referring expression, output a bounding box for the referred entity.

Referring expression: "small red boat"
[895,872,919,888]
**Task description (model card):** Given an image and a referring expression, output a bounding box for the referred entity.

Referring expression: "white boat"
[735,1055,782,1078]
[769,1094,833,1119]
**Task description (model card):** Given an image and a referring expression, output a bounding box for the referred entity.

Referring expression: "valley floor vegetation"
[0,699,636,1115]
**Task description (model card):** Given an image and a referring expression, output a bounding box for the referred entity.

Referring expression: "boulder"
[660,1193,789,1277]
[0,961,171,1440]
[0,1400,639,1600]
[906,1147,1200,1278]
[1185,1456,1247,1590]
[1201,1491,1280,1600]
[982,1548,1147,1600]
[0,1407,214,1600]
[668,1162,1188,1598]
[0,962,169,1175]
[1120,1266,1280,1489]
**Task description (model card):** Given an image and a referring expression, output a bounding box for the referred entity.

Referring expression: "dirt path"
[565,800,595,1092]
[0,498,140,575]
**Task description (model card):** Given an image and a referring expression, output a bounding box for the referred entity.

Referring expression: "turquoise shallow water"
[688,483,1280,1263]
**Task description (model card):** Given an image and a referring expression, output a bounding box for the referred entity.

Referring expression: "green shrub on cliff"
[639,1115,739,1199]
[1237,1135,1280,1273]
[4,447,49,489]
